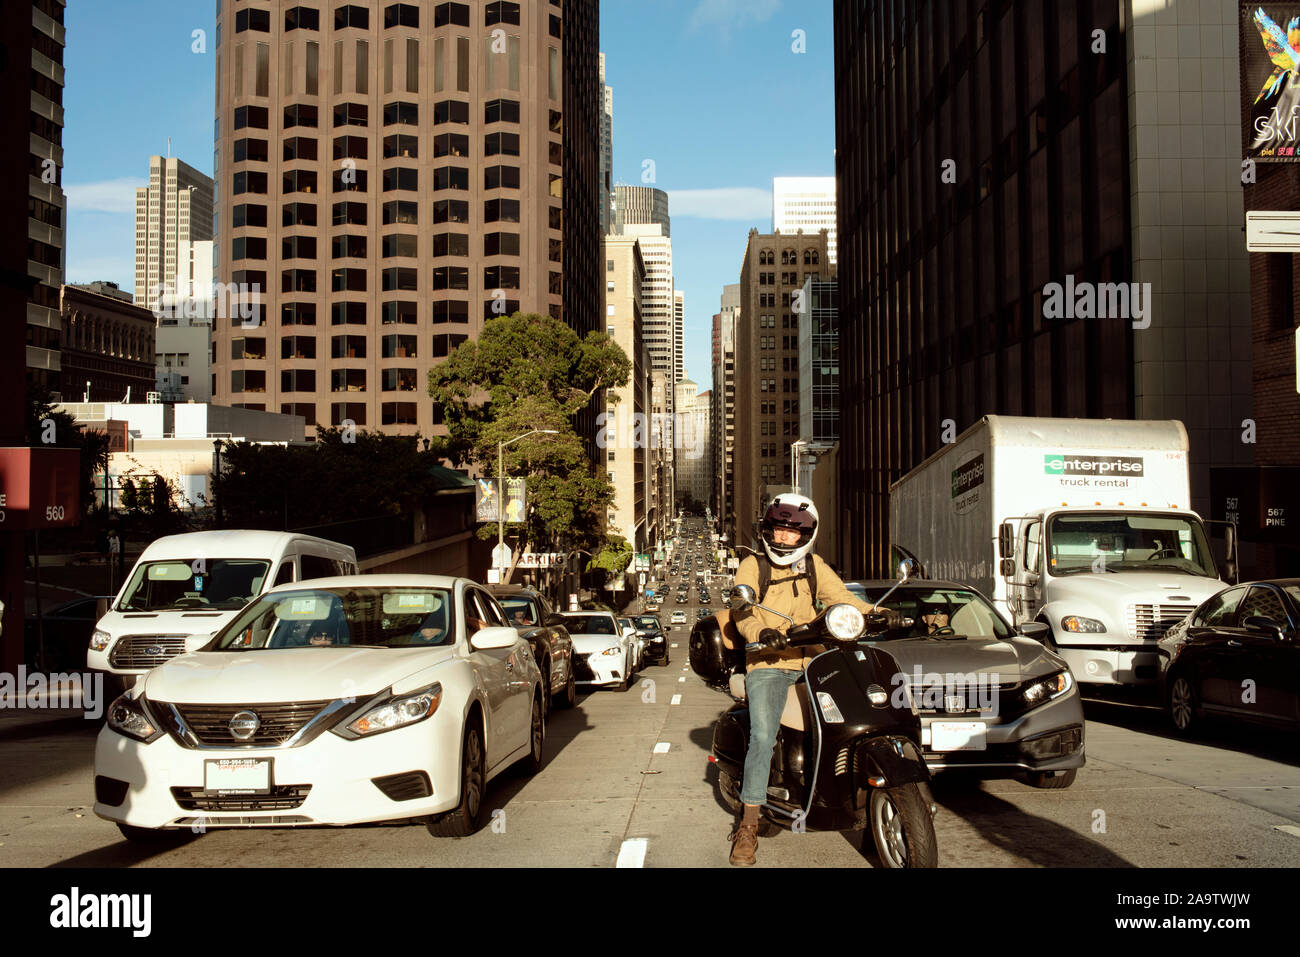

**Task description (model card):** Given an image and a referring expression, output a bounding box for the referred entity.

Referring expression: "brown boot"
[729,804,761,866]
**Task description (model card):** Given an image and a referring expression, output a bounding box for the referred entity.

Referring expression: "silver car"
[847,579,1085,789]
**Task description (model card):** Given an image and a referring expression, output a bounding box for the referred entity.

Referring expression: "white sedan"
[93,575,544,841]
[558,611,635,692]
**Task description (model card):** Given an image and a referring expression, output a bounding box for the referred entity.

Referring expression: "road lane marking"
[679,677,686,682]
[671,694,681,705]
[1276,825,1300,838]
[653,742,671,753]
[616,838,648,868]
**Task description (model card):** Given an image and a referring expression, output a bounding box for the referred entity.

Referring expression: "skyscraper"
[613,184,669,237]
[619,221,674,401]
[211,0,600,439]
[712,284,738,527]
[134,156,215,316]
[599,52,613,235]
[673,288,684,389]
[773,176,837,264]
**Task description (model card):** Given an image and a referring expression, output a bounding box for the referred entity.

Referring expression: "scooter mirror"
[730,584,756,609]
[897,559,915,583]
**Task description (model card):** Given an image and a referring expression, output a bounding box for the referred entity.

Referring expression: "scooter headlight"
[825,603,865,640]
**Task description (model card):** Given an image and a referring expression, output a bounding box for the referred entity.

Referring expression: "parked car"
[633,615,669,665]
[846,578,1085,789]
[94,575,544,842]
[558,611,636,691]
[1157,578,1300,734]
[26,595,114,673]
[488,584,577,712]
[618,617,644,672]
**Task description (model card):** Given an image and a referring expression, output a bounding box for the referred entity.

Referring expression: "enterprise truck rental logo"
[1044,454,1145,477]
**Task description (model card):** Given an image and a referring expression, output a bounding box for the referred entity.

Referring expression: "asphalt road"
[1,559,1298,868]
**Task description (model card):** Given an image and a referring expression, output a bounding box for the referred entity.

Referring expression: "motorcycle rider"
[727,493,891,866]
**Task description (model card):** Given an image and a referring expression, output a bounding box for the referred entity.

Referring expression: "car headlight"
[1060,615,1106,633]
[341,684,442,738]
[1022,670,1073,708]
[825,603,865,640]
[90,629,112,651]
[600,647,623,657]
[107,692,161,743]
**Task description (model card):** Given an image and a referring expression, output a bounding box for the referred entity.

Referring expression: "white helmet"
[759,493,819,567]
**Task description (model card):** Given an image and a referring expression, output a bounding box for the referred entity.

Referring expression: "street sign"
[486,568,502,584]
[1246,211,1300,252]
[491,543,511,568]
[0,448,81,530]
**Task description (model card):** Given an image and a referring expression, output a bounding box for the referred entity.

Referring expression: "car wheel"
[1025,768,1077,789]
[517,694,544,776]
[555,664,577,709]
[1167,673,1199,735]
[427,720,486,838]
[868,784,938,869]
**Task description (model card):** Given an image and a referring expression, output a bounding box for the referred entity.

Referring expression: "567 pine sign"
[0,448,81,530]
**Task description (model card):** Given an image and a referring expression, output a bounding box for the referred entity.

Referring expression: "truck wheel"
[1025,768,1077,789]
[869,784,937,868]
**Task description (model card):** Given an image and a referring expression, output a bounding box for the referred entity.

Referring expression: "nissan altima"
[93,575,544,841]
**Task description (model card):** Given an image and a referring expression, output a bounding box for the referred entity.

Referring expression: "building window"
[382,200,419,224]
[383,234,419,257]
[331,235,366,258]
[431,333,468,357]
[382,402,419,425]
[334,5,369,30]
[384,133,419,158]
[281,368,317,391]
[485,1,521,26]
[232,336,267,360]
[433,199,470,223]
[382,368,418,392]
[432,232,469,257]
[282,269,317,293]
[433,100,469,124]
[285,7,320,31]
[383,167,419,191]
[282,170,318,194]
[332,201,367,225]
[484,165,519,190]
[483,198,519,223]
[485,98,520,124]
[231,370,267,394]
[432,266,469,290]
[433,166,469,190]
[383,3,419,28]
[235,8,271,32]
[381,266,418,291]
[281,403,318,426]
[433,300,470,324]
[383,101,418,125]
[281,302,317,326]
[331,302,366,325]
[433,132,469,157]
[232,236,267,261]
[484,131,520,156]
[484,265,520,289]
[331,268,366,292]
[332,102,368,127]
[233,137,268,162]
[382,302,418,324]
[331,335,367,359]
[433,2,470,27]
[331,403,366,426]
[234,106,270,131]
[332,135,367,159]
[283,137,317,161]
[283,103,318,128]
[282,236,317,259]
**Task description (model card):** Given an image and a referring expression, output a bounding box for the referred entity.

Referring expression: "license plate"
[930,722,987,752]
[204,758,271,795]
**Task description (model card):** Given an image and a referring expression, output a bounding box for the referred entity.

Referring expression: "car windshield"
[561,614,616,635]
[635,616,661,631]
[498,596,539,626]
[212,586,455,649]
[1047,513,1217,578]
[118,559,272,612]
[847,585,1013,640]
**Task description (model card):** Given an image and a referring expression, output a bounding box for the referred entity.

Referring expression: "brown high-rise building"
[732,229,831,549]
[212,0,600,440]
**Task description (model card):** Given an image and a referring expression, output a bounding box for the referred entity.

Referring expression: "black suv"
[488,584,578,712]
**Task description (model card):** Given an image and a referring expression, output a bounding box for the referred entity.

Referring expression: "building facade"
[599,52,613,235]
[773,175,838,264]
[710,286,738,525]
[833,0,1253,577]
[60,283,157,404]
[613,184,669,237]
[134,156,215,316]
[601,233,648,553]
[210,0,600,440]
[732,228,832,549]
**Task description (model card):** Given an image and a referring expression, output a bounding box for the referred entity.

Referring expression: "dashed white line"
[616,838,648,868]
[671,694,682,705]
[678,676,686,683]
[1276,825,1300,839]
[653,742,671,753]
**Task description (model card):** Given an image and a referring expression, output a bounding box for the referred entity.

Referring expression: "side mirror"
[470,626,521,651]
[1243,616,1285,640]
[1000,558,1015,578]
[1225,524,1237,558]
[730,584,756,609]
[1016,622,1050,640]
[897,559,914,583]
[1220,561,1237,585]
[998,523,1015,560]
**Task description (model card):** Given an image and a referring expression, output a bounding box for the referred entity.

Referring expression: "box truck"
[889,416,1236,686]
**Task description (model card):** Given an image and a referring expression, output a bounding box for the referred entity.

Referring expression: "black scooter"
[690,564,938,868]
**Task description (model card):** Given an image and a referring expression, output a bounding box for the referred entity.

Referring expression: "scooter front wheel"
[869,783,937,869]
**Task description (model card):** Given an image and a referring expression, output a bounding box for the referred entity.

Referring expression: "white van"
[87,530,358,682]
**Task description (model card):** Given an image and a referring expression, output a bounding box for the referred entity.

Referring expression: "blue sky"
[62,0,835,393]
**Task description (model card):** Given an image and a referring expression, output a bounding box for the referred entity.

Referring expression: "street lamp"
[497,429,559,576]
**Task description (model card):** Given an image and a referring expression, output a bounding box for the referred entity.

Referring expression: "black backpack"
[755,553,819,603]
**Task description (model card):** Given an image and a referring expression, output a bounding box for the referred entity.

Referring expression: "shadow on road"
[926,778,1136,867]
[48,834,202,868]
[1082,694,1300,767]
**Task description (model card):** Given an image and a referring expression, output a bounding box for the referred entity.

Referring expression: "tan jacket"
[732,553,878,672]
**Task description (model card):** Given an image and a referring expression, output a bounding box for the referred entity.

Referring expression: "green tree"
[429,312,631,580]
[24,384,111,514]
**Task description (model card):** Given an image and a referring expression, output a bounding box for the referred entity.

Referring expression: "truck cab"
[999,506,1229,684]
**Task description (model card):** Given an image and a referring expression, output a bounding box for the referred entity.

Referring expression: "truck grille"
[1126,604,1196,642]
[108,635,189,670]
[169,701,332,747]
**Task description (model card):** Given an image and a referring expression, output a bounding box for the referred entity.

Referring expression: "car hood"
[569,633,624,654]
[1047,571,1223,604]
[866,636,1061,685]
[139,646,458,704]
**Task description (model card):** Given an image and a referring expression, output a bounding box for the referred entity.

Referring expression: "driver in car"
[919,602,951,635]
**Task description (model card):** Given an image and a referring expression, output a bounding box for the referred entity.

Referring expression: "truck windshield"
[118,559,272,611]
[1046,514,1217,578]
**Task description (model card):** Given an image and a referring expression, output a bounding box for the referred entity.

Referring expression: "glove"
[864,608,904,632]
[758,628,788,651]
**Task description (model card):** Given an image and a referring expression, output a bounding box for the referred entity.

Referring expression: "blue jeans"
[740,667,802,807]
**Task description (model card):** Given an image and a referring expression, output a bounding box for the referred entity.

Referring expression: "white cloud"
[64,178,139,214]
[668,187,772,220]
[688,0,783,31]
